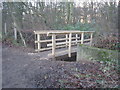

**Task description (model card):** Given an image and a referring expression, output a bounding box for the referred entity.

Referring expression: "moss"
[97,50,111,62]
[79,44,118,52]
[79,44,84,46]
[77,44,119,63]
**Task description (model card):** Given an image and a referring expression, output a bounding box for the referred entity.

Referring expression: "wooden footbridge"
[34,30,94,58]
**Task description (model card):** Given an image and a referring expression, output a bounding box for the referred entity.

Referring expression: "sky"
[0,0,119,7]
[1,0,119,2]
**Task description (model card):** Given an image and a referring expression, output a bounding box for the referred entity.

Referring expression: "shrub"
[94,34,119,50]
[59,22,95,31]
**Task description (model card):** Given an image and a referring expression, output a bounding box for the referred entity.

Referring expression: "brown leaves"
[34,60,118,88]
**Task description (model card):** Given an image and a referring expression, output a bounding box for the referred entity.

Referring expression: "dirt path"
[2,45,118,88]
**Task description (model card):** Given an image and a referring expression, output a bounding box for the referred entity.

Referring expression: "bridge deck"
[48,46,77,57]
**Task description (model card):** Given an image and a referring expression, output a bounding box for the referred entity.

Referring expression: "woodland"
[1,0,120,88]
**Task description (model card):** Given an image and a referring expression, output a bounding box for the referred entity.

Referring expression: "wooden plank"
[48,50,68,57]
[56,45,68,48]
[84,39,91,42]
[34,31,95,38]
[56,38,67,41]
[34,30,94,57]
[34,30,95,33]
[34,30,95,35]
[35,34,36,49]
[46,31,95,35]
[37,34,40,50]
[81,32,84,44]
[48,37,82,47]
[52,34,56,56]
[90,33,93,46]
[66,34,68,47]
[36,45,68,52]
[35,47,52,51]
[35,39,52,43]
[47,42,68,47]
[72,40,81,43]
[68,33,72,57]
[48,47,77,57]
[4,23,7,35]
[35,37,80,43]
[48,39,81,48]
[35,39,88,52]
[56,37,79,41]
[76,34,78,44]
[71,37,80,40]
[35,37,80,42]
[35,38,69,43]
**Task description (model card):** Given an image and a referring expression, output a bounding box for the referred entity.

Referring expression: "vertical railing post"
[81,32,84,44]
[4,23,7,35]
[90,32,93,46]
[52,34,56,56]
[76,34,78,44]
[37,34,40,50]
[66,34,68,47]
[68,33,72,57]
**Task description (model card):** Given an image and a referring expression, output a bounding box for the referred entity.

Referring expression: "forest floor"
[2,43,119,88]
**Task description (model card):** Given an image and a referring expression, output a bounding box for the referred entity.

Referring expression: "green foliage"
[74,22,95,31]
[94,35,119,50]
[2,33,23,46]
[97,51,111,62]
[61,25,75,30]
[12,40,22,46]
[59,22,95,31]
[114,42,120,50]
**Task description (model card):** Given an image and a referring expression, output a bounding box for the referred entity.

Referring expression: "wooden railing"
[34,30,94,57]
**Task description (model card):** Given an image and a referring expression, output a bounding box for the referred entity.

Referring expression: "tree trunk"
[14,22,17,40]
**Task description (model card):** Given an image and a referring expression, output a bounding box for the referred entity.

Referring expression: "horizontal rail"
[47,42,68,47]
[35,47,52,51]
[35,45,68,51]
[47,40,81,47]
[83,39,91,42]
[47,31,94,35]
[35,38,91,50]
[34,30,95,34]
[35,37,80,43]
[35,39,52,43]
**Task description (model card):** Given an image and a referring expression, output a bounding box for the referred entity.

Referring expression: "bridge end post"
[52,34,56,57]
[66,34,68,48]
[68,33,72,57]
[81,32,84,44]
[76,34,78,44]
[37,34,41,51]
[90,32,93,46]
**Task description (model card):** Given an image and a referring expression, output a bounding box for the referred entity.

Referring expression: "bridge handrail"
[34,30,95,57]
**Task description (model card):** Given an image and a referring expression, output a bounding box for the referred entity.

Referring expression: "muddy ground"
[2,44,119,88]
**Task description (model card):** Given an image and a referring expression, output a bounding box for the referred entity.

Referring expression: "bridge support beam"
[68,33,72,57]
[66,34,68,47]
[52,34,56,56]
[90,33,93,46]
[76,34,78,44]
[37,34,41,50]
[81,32,84,44]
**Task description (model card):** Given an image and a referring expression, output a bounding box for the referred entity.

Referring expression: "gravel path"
[2,45,118,88]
